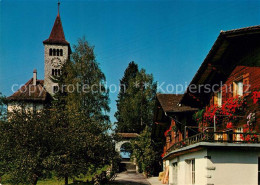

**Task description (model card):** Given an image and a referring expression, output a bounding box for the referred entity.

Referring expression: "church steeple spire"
[58,0,60,16]
[43,1,71,95]
[43,1,69,45]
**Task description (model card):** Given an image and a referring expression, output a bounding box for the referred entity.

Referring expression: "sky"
[1,0,260,123]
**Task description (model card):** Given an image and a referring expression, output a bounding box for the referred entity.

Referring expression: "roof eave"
[180,25,260,105]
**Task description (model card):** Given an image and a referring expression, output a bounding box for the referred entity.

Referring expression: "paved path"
[146,177,162,185]
[111,171,150,185]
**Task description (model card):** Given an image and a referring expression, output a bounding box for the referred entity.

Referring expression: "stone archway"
[115,133,139,172]
[115,140,130,152]
[115,133,139,153]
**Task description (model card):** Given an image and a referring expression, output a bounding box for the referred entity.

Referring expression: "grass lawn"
[2,166,112,185]
[37,178,120,185]
[37,179,90,185]
[37,178,73,185]
[37,165,111,185]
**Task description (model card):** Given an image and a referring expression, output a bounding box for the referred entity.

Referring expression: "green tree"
[0,38,115,185]
[131,126,161,176]
[114,66,159,175]
[50,37,114,184]
[0,93,6,120]
[118,61,139,96]
[0,92,6,182]
[0,107,54,185]
[115,61,139,132]
[116,68,157,133]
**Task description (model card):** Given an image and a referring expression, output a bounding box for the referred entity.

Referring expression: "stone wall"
[44,44,69,95]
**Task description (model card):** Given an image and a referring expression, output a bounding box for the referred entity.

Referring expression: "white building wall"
[169,149,208,185]
[208,148,260,185]
[166,146,260,185]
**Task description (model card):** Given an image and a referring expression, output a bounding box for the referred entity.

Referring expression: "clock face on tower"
[51,58,62,68]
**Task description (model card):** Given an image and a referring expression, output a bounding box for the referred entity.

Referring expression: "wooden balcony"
[166,132,260,155]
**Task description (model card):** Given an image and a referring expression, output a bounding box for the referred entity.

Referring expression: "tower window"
[53,86,59,94]
[55,69,58,76]
[33,104,37,114]
[57,49,60,56]
[60,49,63,56]
[52,69,61,76]
[53,49,56,56]
[49,48,53,56]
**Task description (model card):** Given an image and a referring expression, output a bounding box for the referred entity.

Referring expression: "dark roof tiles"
[8,79,50,102]
[157,94,197,113]
[43,14,69,45]
[180,25,260,104]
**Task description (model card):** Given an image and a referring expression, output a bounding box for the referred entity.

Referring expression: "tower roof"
[43,13,69,45]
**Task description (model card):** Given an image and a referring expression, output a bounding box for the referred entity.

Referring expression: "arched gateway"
[115,133,139,172]
[115,133,139,152]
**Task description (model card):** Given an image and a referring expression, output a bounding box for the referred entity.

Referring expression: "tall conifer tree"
[115,63,156,133]
[115,62,139,132]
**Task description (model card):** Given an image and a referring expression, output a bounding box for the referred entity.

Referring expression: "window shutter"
[243,73,250,96]
[210,96,214,105]
[214,94,218,105]
[233,82,237,97]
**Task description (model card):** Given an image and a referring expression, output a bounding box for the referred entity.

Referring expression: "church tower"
[43,3,71,95]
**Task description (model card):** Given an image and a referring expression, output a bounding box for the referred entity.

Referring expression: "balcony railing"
[166,132,260,155]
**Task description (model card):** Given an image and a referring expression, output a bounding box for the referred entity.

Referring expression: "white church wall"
[7,102,43,113]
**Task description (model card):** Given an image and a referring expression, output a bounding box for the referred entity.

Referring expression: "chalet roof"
[7,78,50,102]
[43,13,69,45]
[157,94,197,113]
[117,133,139,138]
[180,25,260,106]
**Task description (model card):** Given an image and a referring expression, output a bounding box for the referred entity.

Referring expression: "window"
[33,104,37,114]
[49,48,52,56]
[49,48,63,56]
[191,159,195,184]
[258,157,260,185]
[217,91,222,106]
[53,49,56,56]
[55,69,58,76]
[233,80,243,97]
[213,90,222,106]
[172,162,178,185]
[53,86,59,93]
[21,104,25,114]
[52,69,61,76]
[236,127,243,142]
[237,81,243,96]
[60,49,63,56]
[186,159,195,184]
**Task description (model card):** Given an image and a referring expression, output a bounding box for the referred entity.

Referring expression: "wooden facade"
[152,94,197,157]
[155,26,260,160]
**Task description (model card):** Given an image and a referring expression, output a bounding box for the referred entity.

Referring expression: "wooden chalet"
[157,26,260,185]
[152,94,197,157]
